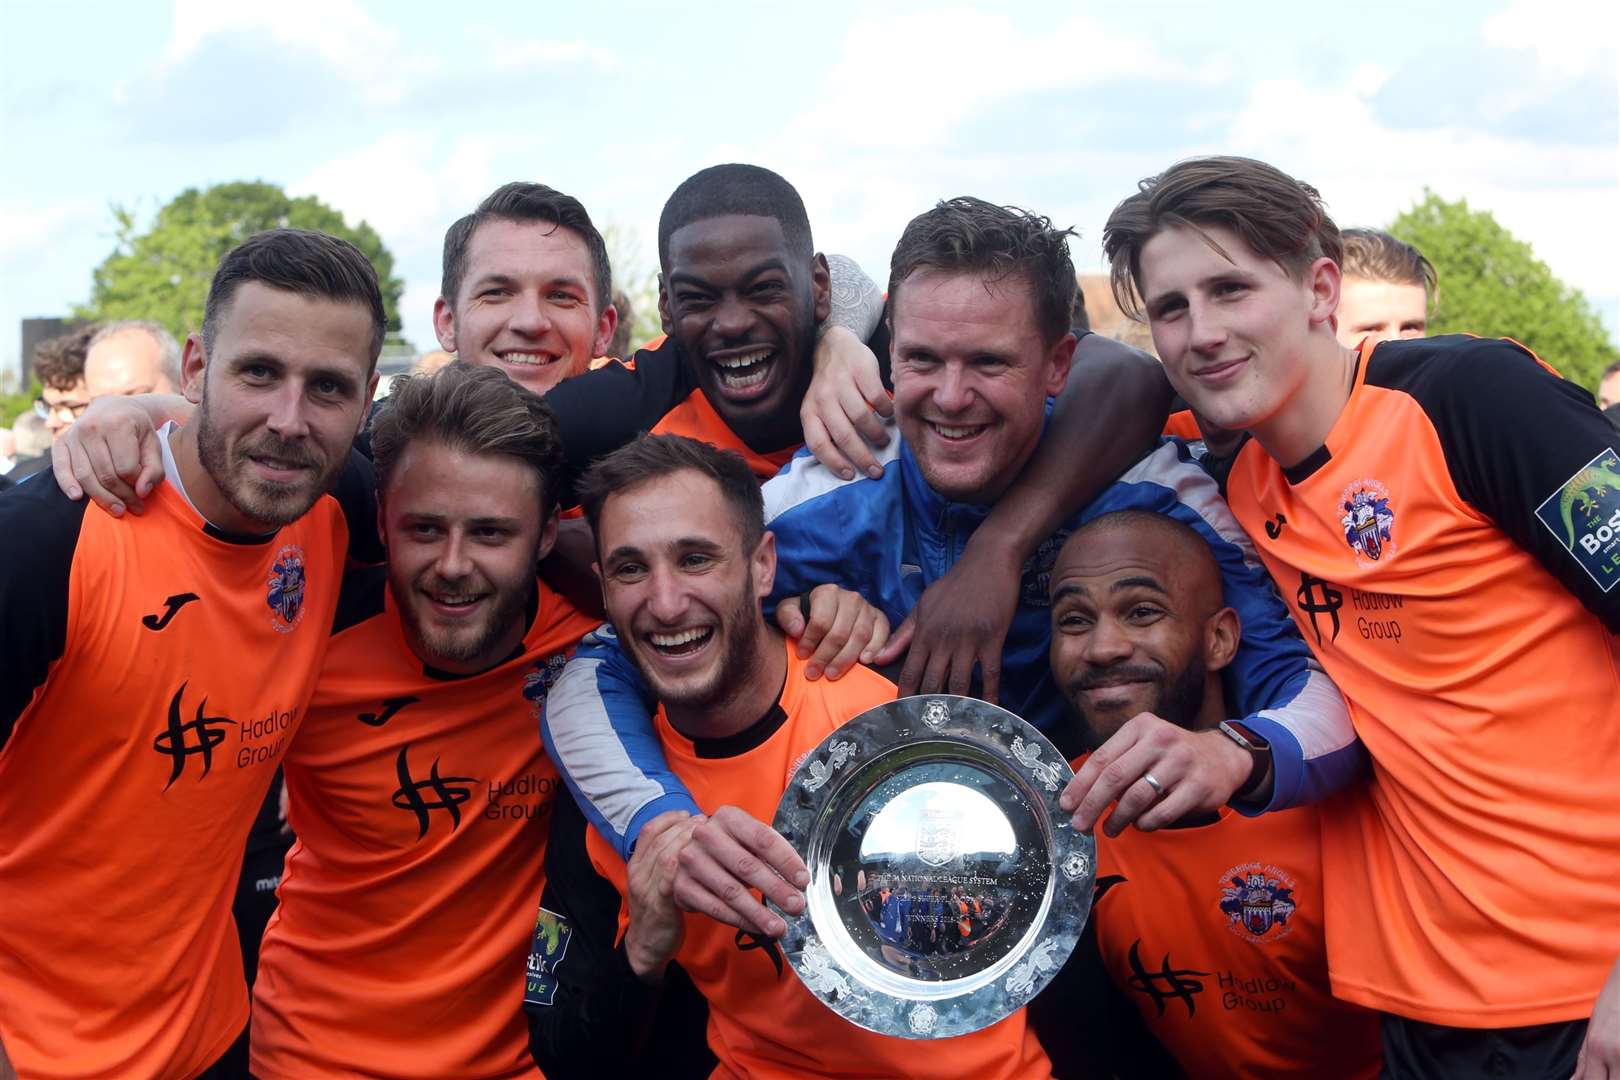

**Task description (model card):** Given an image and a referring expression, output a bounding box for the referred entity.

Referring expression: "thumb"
[872,614,914,666]
[774,597,807,639]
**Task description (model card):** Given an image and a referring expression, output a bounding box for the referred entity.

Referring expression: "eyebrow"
[1051,582,1089,604]
[1145,269,1255,311]
[400,511,524,529]
[1110,575,1169,595]
[471,269,589,291]
[666,257,790,289]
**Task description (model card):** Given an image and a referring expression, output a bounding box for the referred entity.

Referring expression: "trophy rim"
[771,693,1094,1039]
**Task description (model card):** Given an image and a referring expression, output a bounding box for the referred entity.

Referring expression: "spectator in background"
[1598,358,1620,410]
[1335,228,1436,347]
[31,324,97,442]
[608,288,636,359]
[84,320,181,399]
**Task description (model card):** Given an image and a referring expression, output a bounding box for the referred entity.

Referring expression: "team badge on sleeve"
[1536,448,1620,593]
[1219,862,1297,942]
[524,907,573,1006]
[1339,480,1395,566]
[266,545,308,632]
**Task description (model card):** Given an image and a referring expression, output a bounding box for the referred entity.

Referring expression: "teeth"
[932,423,985,439]
[430,593,481,606]
[717,348,772,369]
[650,628,710,647]
[501,353,555,366]
[720,366,769,389]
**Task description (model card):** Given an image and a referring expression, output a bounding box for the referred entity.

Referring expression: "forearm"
[974,339,1171,560]
[820,254,884,341]
[541,629,700,859]
[136,393,194,428]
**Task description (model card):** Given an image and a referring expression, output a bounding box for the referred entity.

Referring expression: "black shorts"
[1379,1013,1587,1080]
[194,1024,251,1080]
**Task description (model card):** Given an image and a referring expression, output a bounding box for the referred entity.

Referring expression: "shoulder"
[1364,334,1574,414]
[0,470,92,575]
[763,424,904,525]
[1098,440,1251,541]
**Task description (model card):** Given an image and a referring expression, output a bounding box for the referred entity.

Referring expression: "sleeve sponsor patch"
[1535,448,1620,592]
[523,906,573,1007]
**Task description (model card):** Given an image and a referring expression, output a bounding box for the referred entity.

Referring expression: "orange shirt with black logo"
[1092,801,1381,1079]
[0,471,355,1080]
[527,642,1052,1079]
[1223,335,1620,1026]
[250,568,598,1079]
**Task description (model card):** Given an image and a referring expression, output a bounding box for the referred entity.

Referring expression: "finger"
[673,844,784,937]
[50,439,83,500]
[714,808,810,890]
[872,615,914,667]
[822,398,882,480]
[805,594,859,680]
[821,605,876,680]
[135,427,166,498]
[800,411,857,482]
[894,617,928,695]
[85,434,140,512]
[69,438,127,515]
[1065,729,1150,831]
[1127,777,1204,833]
[774,596,807,640]
[851,360,894,421]
[915,634,955,697]
[797,586,839,660]
[107,426,148,512]
[856,610,890,668]
[943,644,976,697]
[636,810,694,854]
[978,655,1002,707]
[1101,758,1179,838]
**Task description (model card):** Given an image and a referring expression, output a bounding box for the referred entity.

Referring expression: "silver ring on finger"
[1141,771,1166,797]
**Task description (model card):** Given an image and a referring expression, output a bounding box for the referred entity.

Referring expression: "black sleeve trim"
[0,474,88,750]
[1369,336,1620,629]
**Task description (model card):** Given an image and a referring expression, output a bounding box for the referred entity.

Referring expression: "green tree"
[76,181,405,346]
[1389,191,1617,390]
[602,223,665,352]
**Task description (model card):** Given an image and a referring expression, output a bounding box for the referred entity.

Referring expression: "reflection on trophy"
[772,694,1095,1039]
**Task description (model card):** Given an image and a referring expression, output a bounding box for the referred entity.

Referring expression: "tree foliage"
[76,181,404,345]
[1389,191,1617,390]
[602,223,665,353]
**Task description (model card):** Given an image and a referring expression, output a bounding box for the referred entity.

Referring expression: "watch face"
[1223,721,1268,751]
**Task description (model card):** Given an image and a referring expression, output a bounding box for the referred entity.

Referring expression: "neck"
[1249,339,1359,469]
[1191,678,1229,733]
[168,421,273,535]
[665,628,789,742]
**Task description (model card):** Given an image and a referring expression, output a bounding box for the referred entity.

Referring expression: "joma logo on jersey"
[1537,448,1620,593]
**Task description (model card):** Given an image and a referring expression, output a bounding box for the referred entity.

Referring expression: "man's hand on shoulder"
[1059,712,1256,836]
[673,805,809,939]
[775,583,911,681]
[50,393,188,515]
[1574,956,1620,1079]
[894,537,1021,702]
[802,325,893,482]
[624,811,701,983]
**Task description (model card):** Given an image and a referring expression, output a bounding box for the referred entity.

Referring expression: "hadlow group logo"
[266,545,308,633]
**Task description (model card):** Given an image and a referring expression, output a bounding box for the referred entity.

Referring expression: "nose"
[507,291,553,337]
[435,528,474,581]
[1081,615,1133,667]
[1187,298,1227,356]
[932,362,973,414]
[712,293,753,340]
[264,383,311,441]
[645,564,690,625]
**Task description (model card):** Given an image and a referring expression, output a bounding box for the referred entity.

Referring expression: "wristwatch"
[1217,720,1272,802]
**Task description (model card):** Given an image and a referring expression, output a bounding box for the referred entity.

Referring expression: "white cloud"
[1482,0,1619,76]
[0,203,97,260]
[489,39,618,72]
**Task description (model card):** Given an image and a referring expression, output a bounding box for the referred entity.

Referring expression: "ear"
[810,253,832,325]
[180,333,208,404]
[1203,605,1242,673]
[535,506,560,563]
[592,300,620,360]
[432,296,457,354]
[753,529,777,600]
[657,273,673,335]
[375,496,388,556]
[1306,256,1341,332]
[355,372,380,438]
[591,560,608,612]
[1044,331,1078,398]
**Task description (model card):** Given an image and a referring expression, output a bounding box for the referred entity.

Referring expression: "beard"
[1068,652,1209,751]
[195,394,338,529]
[395,571,533,671]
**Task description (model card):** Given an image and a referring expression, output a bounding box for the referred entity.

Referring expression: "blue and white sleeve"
[540,624,699,861]
[1105,442,1367,812]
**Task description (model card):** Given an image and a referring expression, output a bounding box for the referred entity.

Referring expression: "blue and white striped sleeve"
[1099,441,1367,811]
[540,624,699,861]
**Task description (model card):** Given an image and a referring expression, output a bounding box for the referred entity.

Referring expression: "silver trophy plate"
[771,694,1094,1039]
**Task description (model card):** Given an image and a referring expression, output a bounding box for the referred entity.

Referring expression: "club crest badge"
[1219,862,1297,942]
[522,651,570,718]
[1339,479,1395,566]
[266,545,307,633]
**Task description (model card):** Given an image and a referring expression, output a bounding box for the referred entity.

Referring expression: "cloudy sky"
[2,0,1615,375]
